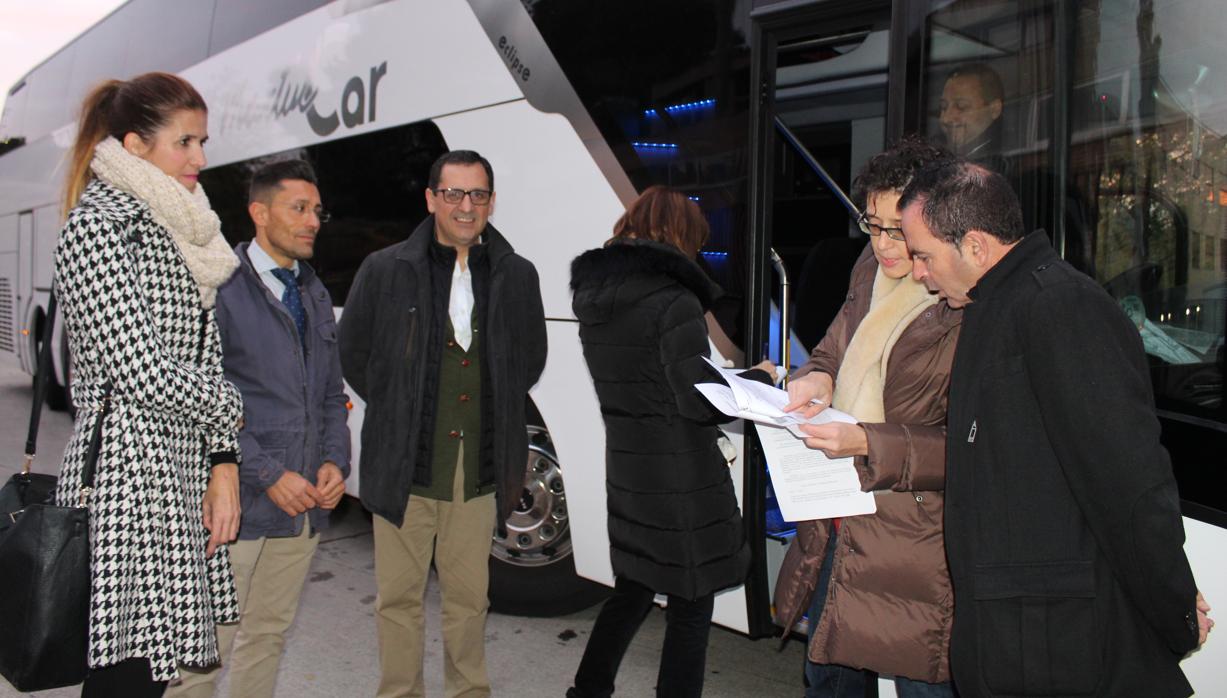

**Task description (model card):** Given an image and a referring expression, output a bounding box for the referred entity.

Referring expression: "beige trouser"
[166,519,319,698]
[373,442,497,698]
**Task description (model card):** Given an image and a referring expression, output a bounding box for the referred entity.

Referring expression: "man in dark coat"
[898,159,1212,697]
[337,150,546,697]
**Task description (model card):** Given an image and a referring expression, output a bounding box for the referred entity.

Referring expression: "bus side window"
[201,120,450,305]
[915,0,1226,459]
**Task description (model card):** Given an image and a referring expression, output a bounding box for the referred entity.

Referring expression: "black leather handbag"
[0,294,109,691]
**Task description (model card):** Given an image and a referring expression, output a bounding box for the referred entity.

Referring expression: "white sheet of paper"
[756,423,877,522]
[784,404,859,437]
[692,361,873,521]
[701,356,792,413]
[694,374,856,434]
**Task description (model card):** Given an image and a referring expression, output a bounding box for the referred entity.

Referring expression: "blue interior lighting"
[664,98,716,114]
[643,100,715,119]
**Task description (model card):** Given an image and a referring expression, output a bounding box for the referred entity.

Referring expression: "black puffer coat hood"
[570,239,750,600]
[571,239,719,323]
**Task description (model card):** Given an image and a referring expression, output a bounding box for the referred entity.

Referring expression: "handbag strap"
[22,292,111,501]
[22,294,58,472]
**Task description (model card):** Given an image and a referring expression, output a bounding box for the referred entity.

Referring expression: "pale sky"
[0,0,127,120]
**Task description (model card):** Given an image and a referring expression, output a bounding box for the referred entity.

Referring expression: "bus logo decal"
[265,62,389,138]
[305,61,388,137]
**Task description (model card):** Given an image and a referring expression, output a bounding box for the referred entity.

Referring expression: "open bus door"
[744,0,895,639]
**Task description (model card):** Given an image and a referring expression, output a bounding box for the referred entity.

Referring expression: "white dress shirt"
[248,239,300,299]
[449,260,474,351]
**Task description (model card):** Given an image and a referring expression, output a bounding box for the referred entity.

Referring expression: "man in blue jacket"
[168,159,351,698]
[898,159,1212,697]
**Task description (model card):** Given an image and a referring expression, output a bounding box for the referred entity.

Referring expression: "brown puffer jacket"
[773,247,961,683]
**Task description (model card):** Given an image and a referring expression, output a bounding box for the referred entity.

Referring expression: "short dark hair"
[852,134,952,208]
[898,159,1025,246]
[249,159,318,203]
[428,150,494,191]
[945,63,1005,105]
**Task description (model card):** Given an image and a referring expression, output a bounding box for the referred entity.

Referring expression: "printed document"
[755,422,877,521]
[694,357,877,521]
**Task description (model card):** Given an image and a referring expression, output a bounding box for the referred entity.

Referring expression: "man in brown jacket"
[776,137,958,697]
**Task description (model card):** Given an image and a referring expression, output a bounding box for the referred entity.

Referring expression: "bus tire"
[487,425,608,617]
[43,372,69,412]
[488,548,608,617]
[45,333,74,416]
[33,315,71,413]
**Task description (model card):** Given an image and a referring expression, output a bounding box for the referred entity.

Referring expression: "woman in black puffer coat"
[566,186,770,698]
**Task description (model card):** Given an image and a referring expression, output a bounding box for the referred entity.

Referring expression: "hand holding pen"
[782,371,833,419]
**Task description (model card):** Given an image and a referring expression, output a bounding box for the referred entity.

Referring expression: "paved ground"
[0,363,804,697]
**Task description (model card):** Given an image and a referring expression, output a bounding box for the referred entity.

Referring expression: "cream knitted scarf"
[90,137,238,308]
[830,265,938,422]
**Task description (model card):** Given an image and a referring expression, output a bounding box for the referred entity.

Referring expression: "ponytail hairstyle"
[63,72,207,216]
[610,185,709,259]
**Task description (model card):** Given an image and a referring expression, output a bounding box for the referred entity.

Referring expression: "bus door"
[749,1,894,363]
[0,215,19,367]
[17,211,33,372]
[743,0,894,636]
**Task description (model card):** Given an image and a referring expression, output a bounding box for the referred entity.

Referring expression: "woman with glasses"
[774,137,960,697]
[567,186,773,697]
[54,72,243,696]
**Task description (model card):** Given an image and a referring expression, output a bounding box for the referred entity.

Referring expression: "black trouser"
[81,658,166,698]
[569,576,715,698]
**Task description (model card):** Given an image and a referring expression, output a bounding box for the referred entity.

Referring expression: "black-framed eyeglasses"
[433,188,493,205]
[857,212,905,241]
[282,202,331,223]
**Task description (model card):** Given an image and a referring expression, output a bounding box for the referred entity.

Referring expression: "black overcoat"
[570,239,751,601]
[944,232,1200,697]
[338,217,547,526]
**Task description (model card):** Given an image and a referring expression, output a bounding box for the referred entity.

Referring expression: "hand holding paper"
[796,421,869,458]
[755,424,876,521]
[693,358,875,522]
[695,357,856,436]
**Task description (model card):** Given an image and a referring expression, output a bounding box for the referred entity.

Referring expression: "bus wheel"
[49,333,74,416]
[488,424,608,616]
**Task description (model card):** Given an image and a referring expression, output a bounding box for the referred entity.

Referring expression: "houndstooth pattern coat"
[53,179,243,681]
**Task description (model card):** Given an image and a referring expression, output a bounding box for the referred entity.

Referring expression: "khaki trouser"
[166,519,319,698]
[373,442,496,698]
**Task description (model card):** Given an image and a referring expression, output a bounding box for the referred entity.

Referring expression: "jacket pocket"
[404,305,418,361]
[315,317,338,343]
[974,560,1101,696]
[314,318,339,383]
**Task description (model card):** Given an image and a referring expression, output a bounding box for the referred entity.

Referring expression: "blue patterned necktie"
[270,267,306,349]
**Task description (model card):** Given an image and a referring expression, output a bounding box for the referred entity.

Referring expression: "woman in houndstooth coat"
[53,73,244,696]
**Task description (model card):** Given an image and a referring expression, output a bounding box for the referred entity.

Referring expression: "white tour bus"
[2,1,1224,694]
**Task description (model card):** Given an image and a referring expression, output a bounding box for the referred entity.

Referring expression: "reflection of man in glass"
[939,64,1004,161]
